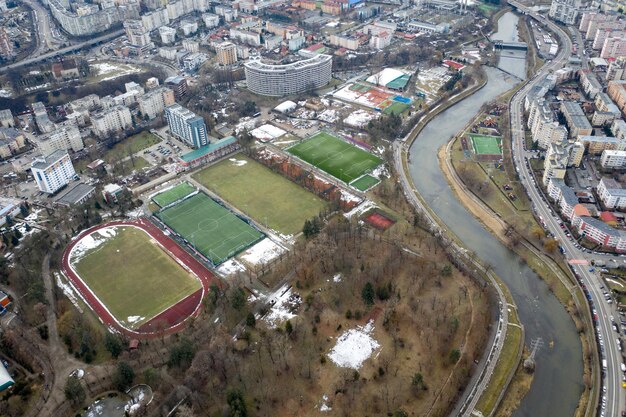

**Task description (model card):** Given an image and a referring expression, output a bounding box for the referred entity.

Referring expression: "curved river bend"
[408,66,583,416]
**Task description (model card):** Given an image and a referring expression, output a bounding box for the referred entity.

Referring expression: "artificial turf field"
[152,182,196,207]
[156,193,264,265]
[469,134,502,156]
[192,155,327,235]
[73,226,201,329]
[350,174,380,192]
[287,132,382,183]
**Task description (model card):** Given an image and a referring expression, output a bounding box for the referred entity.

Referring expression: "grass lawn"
[156,193,264,265]
[74,226,201,329]
[287,132,382,183]
[112,156,150,176]
[192,155,327,235]
[383,101,410,115]
[469,134,502,156]
[350,174,380,192]
[104,131,161,164]
[153,182,196,207]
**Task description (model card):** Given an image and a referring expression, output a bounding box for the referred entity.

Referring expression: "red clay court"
[61,219,218,338]
[365,212,396,231]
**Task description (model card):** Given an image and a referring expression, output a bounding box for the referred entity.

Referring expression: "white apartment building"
[202,13,219,28]
[31,150,76,194]
[549,0,580,25]
[229,27,261,46]
[329,34,359,50]
[35,125,84,155]
[597,177,626,209]
[139,87,175,119]
[370,32,393,50]
[159,26,177,44]
[601,35,626,59]
[141,8,169,31]
[91,106,132,137]
[601,149,626,169]
[244,54,333,97]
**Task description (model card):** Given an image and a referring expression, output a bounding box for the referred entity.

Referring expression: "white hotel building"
[244,54,333,97]
[31,150,76,194]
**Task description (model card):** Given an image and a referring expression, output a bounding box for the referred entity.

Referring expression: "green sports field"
[192,155,327,235]
[469,134,502,155]
[74,226,201,329]
[287,132,382,183]
[350,174,380,192]
[156,193,264,265]
[153,182,196,207]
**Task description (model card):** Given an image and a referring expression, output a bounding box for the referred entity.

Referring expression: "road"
[508,1,622,416]
[21,0,64,57]
[0,29,124,73]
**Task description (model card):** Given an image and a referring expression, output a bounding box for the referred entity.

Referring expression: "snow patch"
[250,124,286,142]
[217,259,246,276]
[127,316,144,324]
[70,226,118,266]
[228,158,247,166]
[263,285,301,327]
[320,395,332,412]
[55,273,83,313]
[343,109,378,128]
[344,200,376,219]
[333,273,342,283]
[328,320,380,369]
[239,238,285,267]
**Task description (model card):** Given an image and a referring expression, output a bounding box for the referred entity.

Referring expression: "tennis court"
[350,174,380,192]
[287,132,382,183]
[152,183,196,207]
[469,134,502,156]
[156,193,264,265]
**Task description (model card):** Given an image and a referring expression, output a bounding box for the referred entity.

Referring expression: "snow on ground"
[333,273,342,283]
[272,139,298,146]
[55,272,83,313]
[126,207,144,219]
[339,189,363,206]
[607,278,624,287]
[217,259,246,276]
[228,157,247,166]
[344,200,376,219]
[371,164,389,179]
[127,316,144,324]
[240,238,285,266]
[263,285,301,327]
[319,395,332,412]
[90,62,141,81]
[250,124,287,142]
[343,109,378,128]
[328,321,380,369]
[318,109,338,124]
[24,208,42,222]
[70,227,118,266]
[334,84,362,103]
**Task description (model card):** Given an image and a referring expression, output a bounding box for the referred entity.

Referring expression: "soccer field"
[287,132,382,183]
[157,193,264,265]
[73,226,201,329]
[192,155,327,235]
[153,182,196,207]
[350,174,380,192]
[469,134,502,156]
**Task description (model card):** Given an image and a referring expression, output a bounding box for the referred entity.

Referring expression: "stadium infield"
[469,134,502,156]
[152,182,196,207]
[287,132,382,183]
[156,193,264,265]
[192,155,327,235]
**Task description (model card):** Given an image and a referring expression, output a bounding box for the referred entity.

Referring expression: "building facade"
[91,106,132,137]
[31,150,76,194]
[165,104,209,148]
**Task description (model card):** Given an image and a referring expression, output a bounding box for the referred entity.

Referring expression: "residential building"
[612,119,626,140]
[202,13,220,28]
[577,216,626,249]
[608,80,626,116]
[547,178,580,220]
[601,149,626,169]
[543,149,568,185]
[124,20,153,49]
[536,121,568,149]
[139,87,175,119]
[229,27,261,46]
[560,101,593,137]
[182,39,199,53]
[593,29,620,49]
[165,76,188,101]
[91,106,132,137]
[0,28,13,59]
[165,104,209,148]
[141,8,169,31]
[597,177,626,209]
[182,53,208,72]
[330,34,360,50]
[593,92,621,125]
[68,94,101,113]
[579,70,602,99]
[31,150,76,194]
[216,42,238,65]
[0,128,26,159]
[607,56,626,81]
[370,32,393,49]
[0,109,14,128]
[159,26,177,44]
[549,0,580,25]
[579,135,626,154]
[181,20,198,36]
[35,125,83,155]
[47,0,134,36]
[244,54,333,97]
[601,35,626,59]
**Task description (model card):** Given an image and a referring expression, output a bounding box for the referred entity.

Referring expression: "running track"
[61,218,219,339]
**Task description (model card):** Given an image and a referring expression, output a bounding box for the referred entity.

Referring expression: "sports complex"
[155,192,265,266]
[152,182,197,208]
[468,134,503,161]
[287,132,383,185]
[62,219,216,337]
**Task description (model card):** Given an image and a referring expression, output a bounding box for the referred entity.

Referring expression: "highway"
[21,0,64,57]
[508,1,623,416]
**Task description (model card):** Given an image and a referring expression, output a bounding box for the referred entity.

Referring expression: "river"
[490,12,527,80]
[407,14,583,416]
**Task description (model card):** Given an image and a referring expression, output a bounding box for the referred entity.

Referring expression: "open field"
[156,193,264,265]
[88,61,143,83]
[104,131,161,164]
[192,155,327,235]
[287,132,382,183]
[350,174,380,192]
[152,183,196,207]
[73,226,201,329]
[470,134,502,156]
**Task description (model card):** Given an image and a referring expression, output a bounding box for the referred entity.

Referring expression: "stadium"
[62,219,216,338]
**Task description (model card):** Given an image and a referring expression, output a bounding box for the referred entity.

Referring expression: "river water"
[407,14,583,416]
[490,12,527,80]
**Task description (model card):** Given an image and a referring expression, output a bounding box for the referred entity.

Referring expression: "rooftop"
[56,183,95,206]
[31,150,68,170]
[244,54,332,73]
[180,136,237,163]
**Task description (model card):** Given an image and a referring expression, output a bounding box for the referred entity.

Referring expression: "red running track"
[61,218,218,339]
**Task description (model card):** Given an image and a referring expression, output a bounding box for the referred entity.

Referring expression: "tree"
[168,337,196,369]
[230,287,246,310]
[19,205,28,217]
[5,215,13,227]
[10,235,18,246]
[449,348,461,364]
[544,238,559,254]
[285,319,293,335]
[245,312,256,327]
[303,218,321,239]
[113,362,135,391]
[104,332,124,358]
[227,389,248,417]
[64,376,85,405]
[362,282,375,306]
[531,226,545,240]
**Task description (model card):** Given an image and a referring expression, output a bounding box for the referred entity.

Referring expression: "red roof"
[600,211,618,223]
[306,43,325,51]
[443,60,465,70]
[573,204,591,217]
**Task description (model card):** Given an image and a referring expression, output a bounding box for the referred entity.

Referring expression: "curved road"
[508,2,619,416]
